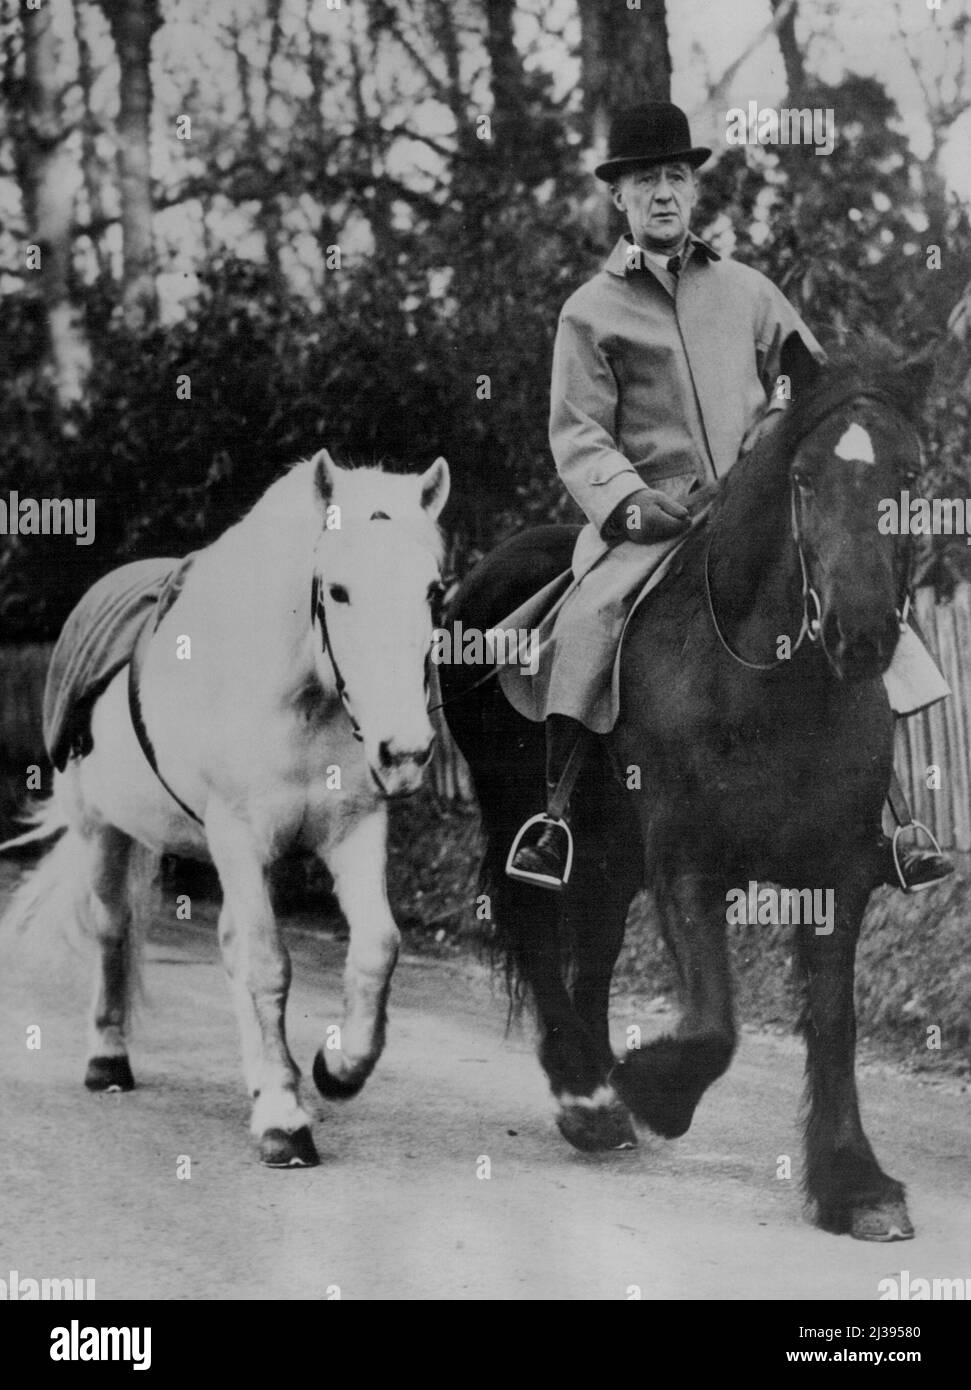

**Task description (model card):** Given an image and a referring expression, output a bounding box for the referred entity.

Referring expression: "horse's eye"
[328,584,350,604]
[428,581,445,608]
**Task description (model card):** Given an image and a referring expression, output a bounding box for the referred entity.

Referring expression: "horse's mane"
[780,336,924,453]
[705,335,926,603]
[712,335,925,521]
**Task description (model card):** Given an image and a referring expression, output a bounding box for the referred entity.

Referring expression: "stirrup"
[505,813,574,891]
[891,820,945,894]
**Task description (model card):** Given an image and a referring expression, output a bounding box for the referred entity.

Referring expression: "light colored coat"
[551,235,823,578]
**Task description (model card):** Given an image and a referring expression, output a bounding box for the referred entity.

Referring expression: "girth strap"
[127,556,203,825]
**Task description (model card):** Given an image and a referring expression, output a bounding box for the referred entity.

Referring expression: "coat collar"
[605,232,721,279]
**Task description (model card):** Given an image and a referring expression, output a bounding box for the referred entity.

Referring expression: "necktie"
[666,254,682,278]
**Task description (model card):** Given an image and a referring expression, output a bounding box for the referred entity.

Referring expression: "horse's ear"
[420,456,450,519]
[779,331,822,404]
[311,448,338,507]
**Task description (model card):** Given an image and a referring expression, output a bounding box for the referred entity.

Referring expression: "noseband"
[705,389,917,672]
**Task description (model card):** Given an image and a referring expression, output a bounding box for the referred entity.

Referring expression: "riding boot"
[507,714,595,890]
[882,769,953,893]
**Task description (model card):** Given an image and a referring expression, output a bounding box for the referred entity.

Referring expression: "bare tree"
[484,0,526,160]
[770,0,807,102]
[20,0,91,412]
[99,0,161,330]
[73,0,108,281]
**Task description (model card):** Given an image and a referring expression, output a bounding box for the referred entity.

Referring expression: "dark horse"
[443,334,931,1240]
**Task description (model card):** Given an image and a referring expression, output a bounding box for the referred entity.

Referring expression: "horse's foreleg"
[796,870,912,1240]
[207,807,316,1168]
[611,867,735,1137]
[492,865,634,1154]
[84,825,137,1093]
[217,903,263,1098]
[312,807,400,1100]
[558,831,642,1151]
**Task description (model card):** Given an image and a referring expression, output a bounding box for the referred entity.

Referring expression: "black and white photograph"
[0,0,969,1326]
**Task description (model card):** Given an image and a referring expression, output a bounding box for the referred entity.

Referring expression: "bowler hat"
[595,102,711,182]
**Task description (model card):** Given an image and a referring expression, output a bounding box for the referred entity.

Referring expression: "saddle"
[498,492,716,729]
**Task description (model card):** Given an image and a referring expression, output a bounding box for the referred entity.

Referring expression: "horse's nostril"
[378,740,393,769]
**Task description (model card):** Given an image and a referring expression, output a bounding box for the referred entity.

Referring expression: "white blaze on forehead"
[834,422,875,464]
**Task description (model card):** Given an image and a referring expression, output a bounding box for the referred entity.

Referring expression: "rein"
[704,482,821,671]
[704,389,917,672]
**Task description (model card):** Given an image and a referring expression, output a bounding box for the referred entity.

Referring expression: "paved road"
[1,862,968,1301]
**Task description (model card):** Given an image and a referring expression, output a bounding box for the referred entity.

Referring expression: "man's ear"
[311,448,338,508]
[779,332,822,404]
[420,456,450,520]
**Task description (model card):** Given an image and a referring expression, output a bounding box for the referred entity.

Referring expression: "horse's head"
[309,450,450,797]
[780,333,933,683]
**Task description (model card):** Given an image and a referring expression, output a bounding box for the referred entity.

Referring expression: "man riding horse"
[507,102,952,895]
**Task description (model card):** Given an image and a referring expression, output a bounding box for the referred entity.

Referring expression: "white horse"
[1,451,450,1166]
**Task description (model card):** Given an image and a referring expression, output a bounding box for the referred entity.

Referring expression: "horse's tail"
[0,805,159,1014]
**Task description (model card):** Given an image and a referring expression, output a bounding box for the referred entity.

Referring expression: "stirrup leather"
[505,813,574,891]
[891,820,945,894]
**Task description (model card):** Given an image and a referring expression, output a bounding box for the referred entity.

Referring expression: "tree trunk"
[577,0,671,155]
[21,0,91,410]
[769,0,807,103]
[73,0,108,282]
[484,0,528,175]
[576,0,671,243]
[99,0,161,330]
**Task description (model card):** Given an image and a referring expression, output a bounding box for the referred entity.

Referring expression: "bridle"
[310,568,449,743]
[311,572,364,743]
[704,389,918,672]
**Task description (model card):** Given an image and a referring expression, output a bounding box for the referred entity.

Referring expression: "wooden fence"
[3,587,969,846]
[896,585,971,852]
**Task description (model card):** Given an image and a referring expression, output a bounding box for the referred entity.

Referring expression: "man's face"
[612,161,697,253]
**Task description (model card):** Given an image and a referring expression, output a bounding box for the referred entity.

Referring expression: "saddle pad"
[44,557,184,771]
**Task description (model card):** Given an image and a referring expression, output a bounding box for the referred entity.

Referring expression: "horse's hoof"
[260,1126,319,1168]
[313,1049,367,1100]
[84,1056,135,1093]
[611,1064,695,1137]
[609,1037,730,1139]
[850,1201,914,1242]
[556,1091,638,1153]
